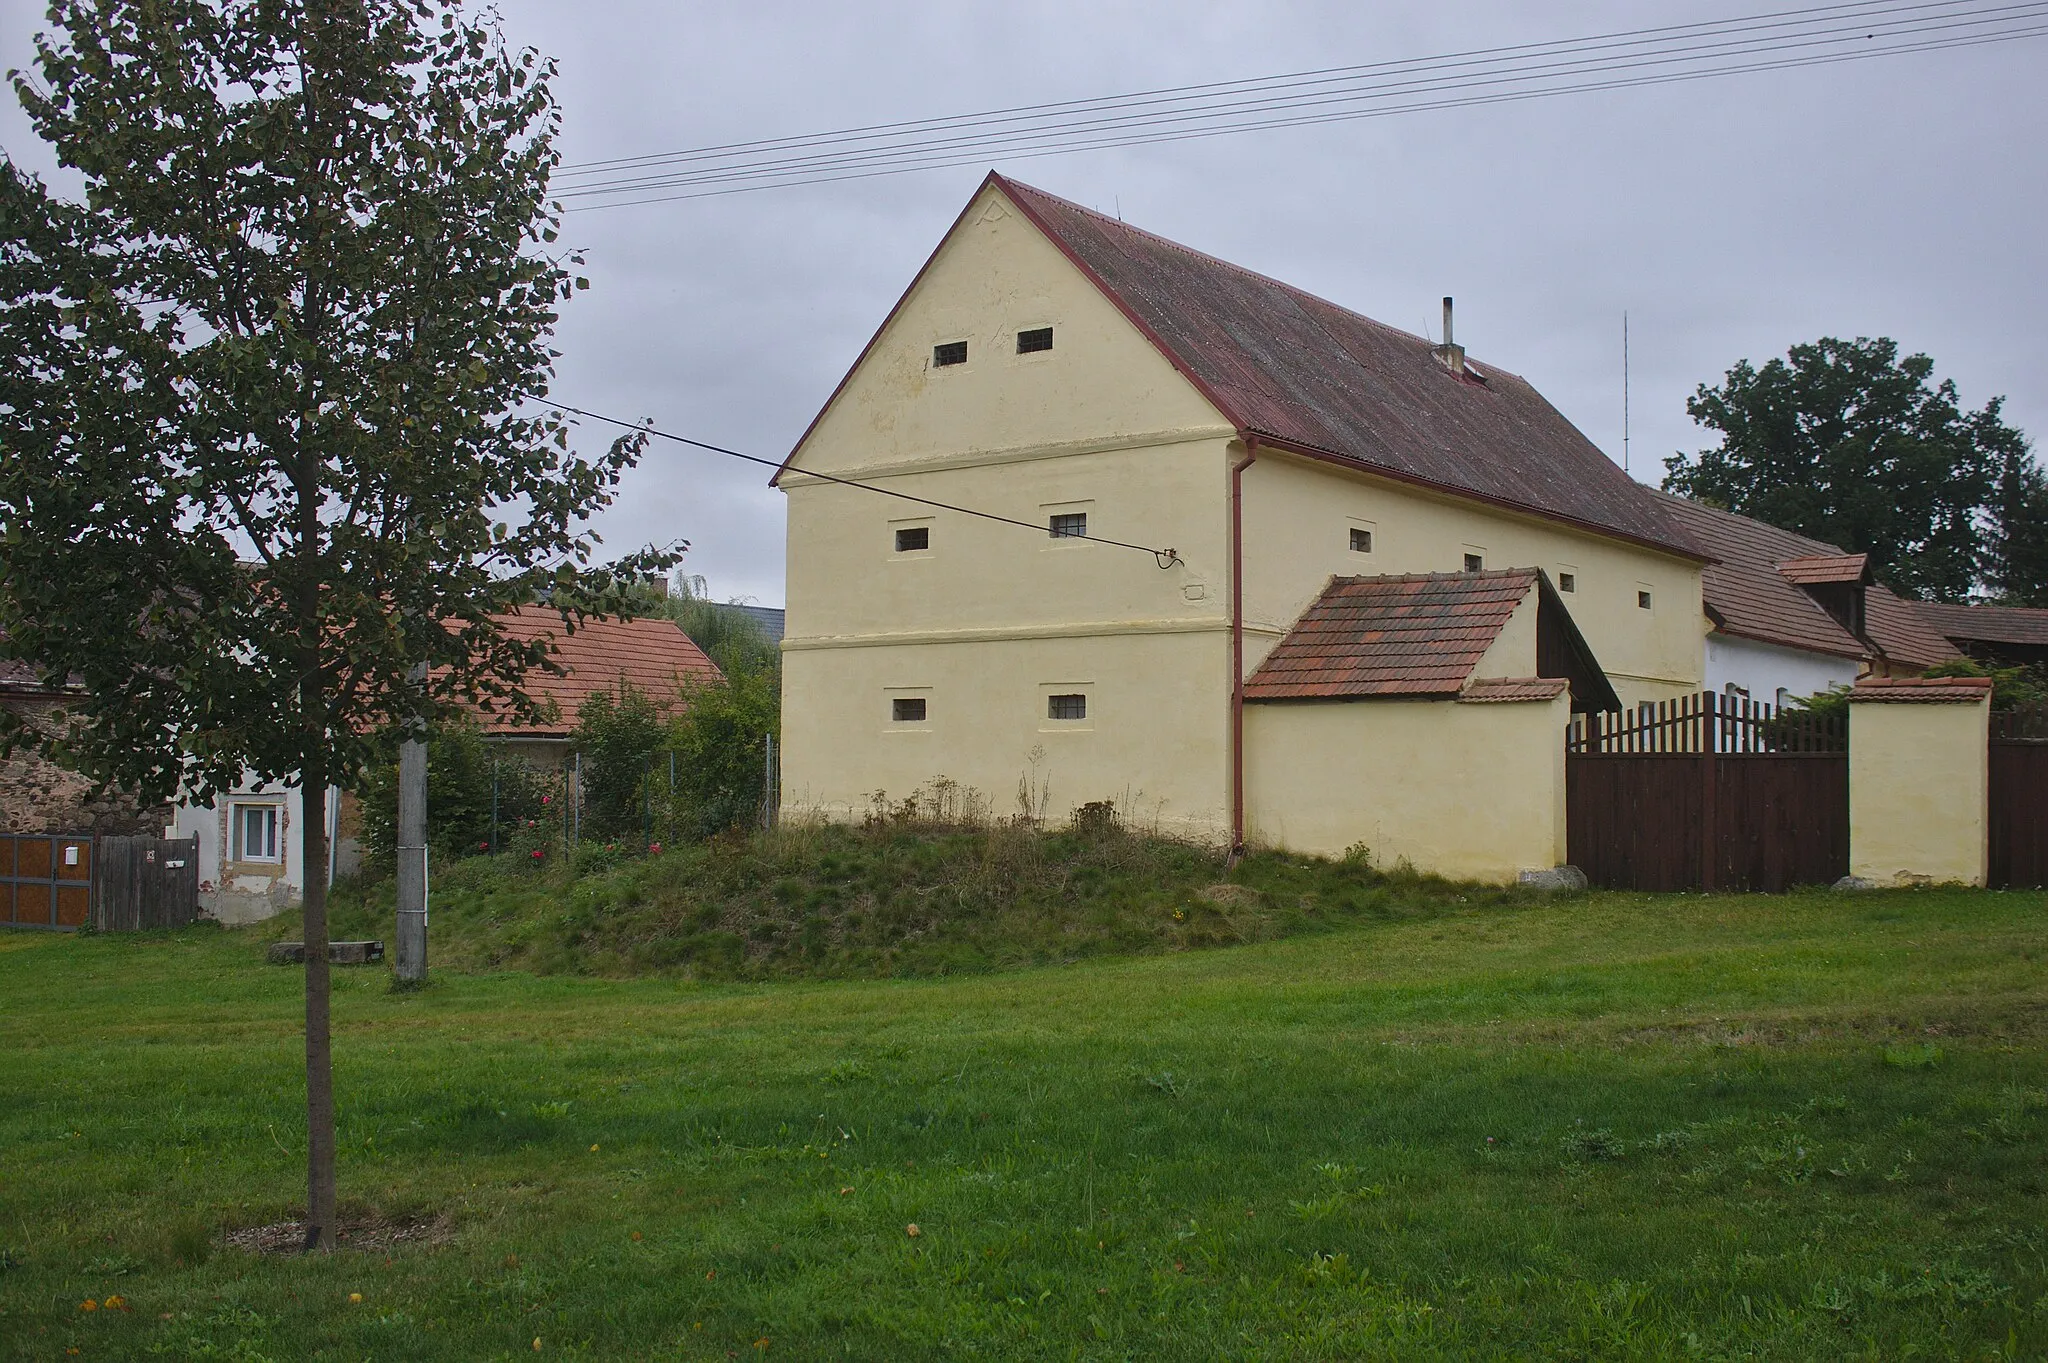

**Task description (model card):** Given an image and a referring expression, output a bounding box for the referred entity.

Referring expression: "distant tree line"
[1665,336,2044,605]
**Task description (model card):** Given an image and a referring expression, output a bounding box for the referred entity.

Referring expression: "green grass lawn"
[2,882,2044,1359]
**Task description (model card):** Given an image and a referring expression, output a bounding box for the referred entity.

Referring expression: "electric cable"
[541,398,1184,569]
[550,0,2048,208]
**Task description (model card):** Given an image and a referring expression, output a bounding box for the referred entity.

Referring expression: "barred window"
[933,340,967,366]
[1049,512,1088,539]
[895,526,930,552]
[892,697,927,722]
[1016,327,1054,354]
[1047,694,1087,720]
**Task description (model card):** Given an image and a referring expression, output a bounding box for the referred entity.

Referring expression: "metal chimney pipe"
[1442,296,1454,349]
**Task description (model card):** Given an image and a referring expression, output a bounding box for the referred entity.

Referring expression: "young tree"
[1664,337,2028,601]
[0,2,674,1249]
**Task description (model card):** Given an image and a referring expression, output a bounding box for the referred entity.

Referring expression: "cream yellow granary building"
[773,173,1713,881]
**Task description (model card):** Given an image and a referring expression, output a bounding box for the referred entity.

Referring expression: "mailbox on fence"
[90,835,200,932]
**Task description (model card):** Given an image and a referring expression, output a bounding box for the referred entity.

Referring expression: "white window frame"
[231,800,282,864]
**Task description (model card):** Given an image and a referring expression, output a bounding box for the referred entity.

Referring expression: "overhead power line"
[543,399,1184,569]
[553,0,2048,209]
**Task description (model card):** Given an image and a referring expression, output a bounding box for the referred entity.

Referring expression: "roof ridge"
[993,173,1529,385]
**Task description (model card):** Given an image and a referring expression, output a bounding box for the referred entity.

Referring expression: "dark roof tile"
[993,176,1704,560]
[1910,600,2048,648]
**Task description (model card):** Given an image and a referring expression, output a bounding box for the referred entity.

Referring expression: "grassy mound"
[304,822,1533,979]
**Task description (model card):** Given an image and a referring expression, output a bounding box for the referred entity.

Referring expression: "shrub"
[360,719,554,867]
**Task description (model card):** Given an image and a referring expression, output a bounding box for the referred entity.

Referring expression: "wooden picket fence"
[1565,692,1848,893]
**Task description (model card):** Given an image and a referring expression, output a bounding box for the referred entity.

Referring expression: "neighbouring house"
[1906,600,2048,670]
[0,651,169,837]
[1648,490,1960,706]
[709,603,786,645]
[773,172,1715,876]
[171,607,720,924]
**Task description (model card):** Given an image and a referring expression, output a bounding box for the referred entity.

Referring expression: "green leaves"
[1664,337,2033,603]
[0,0,680,805]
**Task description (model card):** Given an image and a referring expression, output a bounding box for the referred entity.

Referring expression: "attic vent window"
[895,526,930,552]
[933,340,967,367]
[1049,512,1087,539]
[1047,693,1087,720]
[1463,553,1484,572]
[1559,572,1576,593]
[892,697,927,722]
[1349,528,1373,553]
[1016,327,1054,354]
[1638,589,1654,610]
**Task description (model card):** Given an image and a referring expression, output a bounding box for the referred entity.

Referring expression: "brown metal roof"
[1458,676,1570,703]
[1859,589,1964,670]
[1649,491,1869,660]
[471,608,722,738]
[1909,600,2048,648]
[1851,676,1993,703]
[1777,553,1870,585]
[1648,490,1958,670]
[1244,570,1538,700]
[991,175,1705,561]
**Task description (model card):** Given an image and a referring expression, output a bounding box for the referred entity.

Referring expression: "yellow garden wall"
[1240,450,1705,707]
[1243,691,1570,881]
[1849,694,1990,886]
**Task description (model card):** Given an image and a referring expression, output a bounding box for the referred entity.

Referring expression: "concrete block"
[268,940,385,965]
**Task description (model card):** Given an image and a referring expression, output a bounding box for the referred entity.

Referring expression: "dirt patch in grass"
[222,1210,453,1255]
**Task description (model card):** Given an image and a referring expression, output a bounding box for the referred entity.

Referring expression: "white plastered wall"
[170,776,338,925]
[1705,633,1862,707]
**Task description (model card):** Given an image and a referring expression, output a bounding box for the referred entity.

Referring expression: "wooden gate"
[1567,693,1848,892]
[1990,704,2048,889]
[91,835,200,931]
[0,832,94,929]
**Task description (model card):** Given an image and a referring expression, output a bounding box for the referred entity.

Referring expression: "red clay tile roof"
[1909,600,2048,648]
[474,608,722,737]
[982,176,1705,561]
[1244,570,1538,700]
[1851,675,1993,703]
[1777,553,1870,585]
[1648,491,1959,670]
[1458,676,1570,703]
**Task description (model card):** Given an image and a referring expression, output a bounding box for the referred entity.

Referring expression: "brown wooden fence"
[1566,692,1848,892]
[0,832,94,929]
[1990,704,2048,889]
[91,835,200,931]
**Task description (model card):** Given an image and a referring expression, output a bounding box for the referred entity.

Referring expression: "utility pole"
[395,667,428,982]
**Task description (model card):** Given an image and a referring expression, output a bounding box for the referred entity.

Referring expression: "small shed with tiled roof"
[1243,569,1617,712]
[1241,569,1608,878]
[1908,600,2048,669]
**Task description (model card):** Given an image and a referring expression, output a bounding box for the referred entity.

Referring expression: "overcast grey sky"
[5,2,2043,609]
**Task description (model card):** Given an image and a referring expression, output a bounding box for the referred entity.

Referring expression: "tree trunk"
[300,763,337,1252]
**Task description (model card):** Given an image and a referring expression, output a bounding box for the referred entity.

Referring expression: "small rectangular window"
[1638,589,1654,610]
[1049,512,1087,539]
[895,526,929,552]
[933,340,967,367]
[1047,693,1087,720]
[1016,327,1054,354]
[1463,553,1484,573]
[1349,527,1373,553]
[232,803,279,863]
[892,697,927,722]
[1558,572,1576,593]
